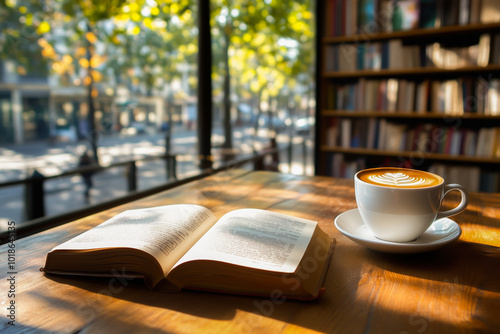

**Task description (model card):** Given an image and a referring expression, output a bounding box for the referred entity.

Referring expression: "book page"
[52,204,217,275]
[173,209,317,273]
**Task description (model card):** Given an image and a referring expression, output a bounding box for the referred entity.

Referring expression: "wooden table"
[2,170,499,333]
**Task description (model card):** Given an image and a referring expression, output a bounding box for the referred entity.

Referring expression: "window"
[0,0,315,224]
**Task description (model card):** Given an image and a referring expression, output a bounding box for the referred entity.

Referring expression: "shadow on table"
[39,237,496,333]
[366,239,500,294]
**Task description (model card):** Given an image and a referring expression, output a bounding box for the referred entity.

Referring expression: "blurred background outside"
[0,0,316,226]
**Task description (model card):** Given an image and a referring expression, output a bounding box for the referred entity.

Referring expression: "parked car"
[295,117,314,136]
[237,103,257,124]
[52,125,78,142]
[256,114,289,133]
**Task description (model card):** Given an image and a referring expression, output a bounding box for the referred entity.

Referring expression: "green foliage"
[0,0,49,75]
[73,0,126,22]
[1,0,314,103]
[210,0,314,99]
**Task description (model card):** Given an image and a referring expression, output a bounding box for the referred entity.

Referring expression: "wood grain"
[1,170,499,333]
[320,146,500,164]
[323,64,500,79]
[322,22,500,44]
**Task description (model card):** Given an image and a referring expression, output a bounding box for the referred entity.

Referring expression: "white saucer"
[334,209,462,253]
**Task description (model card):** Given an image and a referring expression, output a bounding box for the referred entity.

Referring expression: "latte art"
[357,167,443,188]
[368,172,433,187]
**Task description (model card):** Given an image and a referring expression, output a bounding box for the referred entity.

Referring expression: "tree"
[35,0,126,162]
[2,0,316,163]
[100,1,197,157]
[2,0,198,161]
[210,0,315,150]
[0,1,50,80]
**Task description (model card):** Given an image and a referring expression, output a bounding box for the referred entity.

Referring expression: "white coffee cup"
[354,167,469,243]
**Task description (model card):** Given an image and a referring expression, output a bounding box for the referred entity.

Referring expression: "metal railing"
[0,153,177,221]
[0,145,285,244]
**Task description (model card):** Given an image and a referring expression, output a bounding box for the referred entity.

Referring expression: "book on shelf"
[415,80,430,113]
[366,118,378,149]
[326,118,340,147]
[476,127,500,157]
[376,118,387,149]
[494,129,500,156]
[429,163,499,192]
[345,0,358,36]
[384,122,407,150]
[393,0,420,31]
[328,157,499,193]
[338,44,358,71]
[477,34,491,67]
[419,0,437,28]
[386,78,399,112]
[358,0,377,33]
[325,0,500,37]
[321,1,500,192]
[486,79,500,115]
[325,118,500,158]
[480,0,500,24]
[330,153,366,179]
[490,34,500,64]
[327,77,500,115]
[463,129,478,156]
[43,204,335,300]
[340,118,352,148]
[480,171,500,192]
[458,0,470,25]
[470,0,482,24]
[325,32,498,73]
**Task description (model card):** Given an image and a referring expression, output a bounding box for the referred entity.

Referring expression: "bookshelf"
[323,111,500,119]
[315,0,500,193]
[323,22,500,43]
[321,146,500,165]
[324,65,500,78]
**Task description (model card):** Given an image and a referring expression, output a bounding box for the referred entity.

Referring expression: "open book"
[43,204,335,300]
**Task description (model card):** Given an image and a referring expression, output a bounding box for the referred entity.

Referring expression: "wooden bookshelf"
[323,22,500,44]
[315,0,500,192]
[322,111,500,119]
[320,146,500,164]
[324,65,500,79]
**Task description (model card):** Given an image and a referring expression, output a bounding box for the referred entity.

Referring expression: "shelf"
[323,65,500,79]
[323,22,500,45]
[316,1,500,190]
[321,111,500,119]
[320,146,500,164]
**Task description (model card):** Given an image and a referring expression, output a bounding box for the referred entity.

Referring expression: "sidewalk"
[0,127,314,229]
[0,130,194,227]
[0,131,179,182]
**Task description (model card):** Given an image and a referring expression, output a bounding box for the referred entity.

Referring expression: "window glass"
[0,0,315,224]
[210,0,316,174]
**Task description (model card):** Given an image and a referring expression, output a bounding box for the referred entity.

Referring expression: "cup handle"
[436,184,469,220]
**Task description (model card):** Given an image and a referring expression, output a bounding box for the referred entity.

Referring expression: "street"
[0,124,314,227]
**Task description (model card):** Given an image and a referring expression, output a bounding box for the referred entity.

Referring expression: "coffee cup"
[354,167,469,243]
